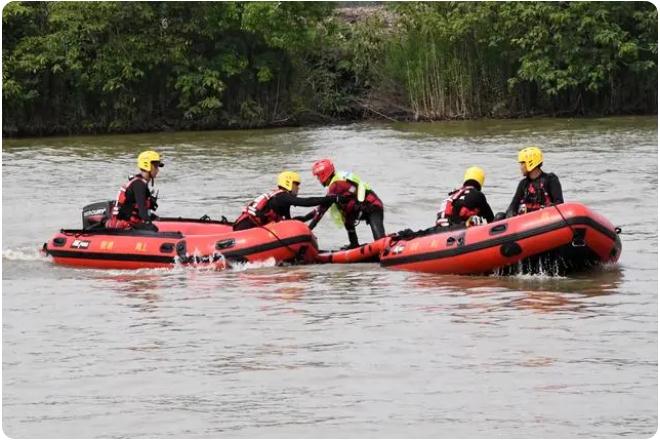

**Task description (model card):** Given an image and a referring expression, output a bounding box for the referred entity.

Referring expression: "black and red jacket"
[109,175,156,226]
[437,185,494,225]
[506,172,563,216]
[234,189,335,230]
[309,178,383,228]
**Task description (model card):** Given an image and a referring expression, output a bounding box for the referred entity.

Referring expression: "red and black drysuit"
[105,175,158,231]
[506,172,563,217]
[437,183,494,228]
[305,178,385,248]
[233,190,338,231]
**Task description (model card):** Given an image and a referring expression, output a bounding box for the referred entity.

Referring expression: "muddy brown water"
[3,116,657,437]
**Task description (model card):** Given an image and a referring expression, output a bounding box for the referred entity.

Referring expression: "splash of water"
[2,247,48,261]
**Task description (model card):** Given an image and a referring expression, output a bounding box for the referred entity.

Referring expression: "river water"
[2,117,657,437]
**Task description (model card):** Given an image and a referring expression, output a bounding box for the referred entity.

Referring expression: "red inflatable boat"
[379,203,621,275]
[316,237,389,264]
[42,218,318,270]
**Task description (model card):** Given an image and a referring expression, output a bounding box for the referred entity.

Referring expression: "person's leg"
[105,218,131,230]
[132,222,159,232]
[367,210,385,240]
[345,228,359,249]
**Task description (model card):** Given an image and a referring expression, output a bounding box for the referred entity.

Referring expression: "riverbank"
[3,2,657,138]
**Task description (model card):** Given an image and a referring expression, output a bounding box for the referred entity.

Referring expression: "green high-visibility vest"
[328,171,371,228]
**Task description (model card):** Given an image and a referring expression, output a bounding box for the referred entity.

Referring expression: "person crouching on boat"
[232,171,339,231]
[105,150,163,232]
[436,166,494,229]
[505,146,563,217]
[303,159,385,250]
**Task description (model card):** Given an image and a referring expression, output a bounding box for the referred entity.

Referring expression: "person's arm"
[547,174,564,204]
[273,193,335,222]
[295,210,317,222]
[132,181,151,222]
[479,193,495,222]
[307,184,341,229]
[505,179,525,217]
[308,205,329,229]
[288,193,337,208]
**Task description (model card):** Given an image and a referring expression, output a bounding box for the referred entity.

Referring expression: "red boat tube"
[379,202,621,275]
[43,220,318,270]
[154,217,233,235]
[178,220,319,266]
[316,237,389,263]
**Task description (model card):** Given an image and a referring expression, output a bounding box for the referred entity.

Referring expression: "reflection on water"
[409,265,624,319]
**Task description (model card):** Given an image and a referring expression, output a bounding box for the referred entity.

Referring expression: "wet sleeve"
[308,205,329,229]
[133,181,150,221]
[289,194,336,207]
[479,193,495,222]
[548,174,564,204]
[308,186,338,229]
[505,180,525,217]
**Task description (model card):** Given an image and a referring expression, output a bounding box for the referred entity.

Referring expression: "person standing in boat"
[436,166,494,229]
[232,171,339,231]
[302,159,385,250]
[505,146,563,217]
[105,150,163,232]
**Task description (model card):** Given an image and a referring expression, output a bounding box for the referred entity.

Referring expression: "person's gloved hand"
[436,216,449,228]
[149,213,160,221]
[494,212,506,221]
[465,215,485,227]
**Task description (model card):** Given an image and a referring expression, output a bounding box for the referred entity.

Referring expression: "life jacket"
[235,189,285,227]
[328,171,382,227]
[107,175,154,228]
[437,185,481,225]
[519,174,553,213]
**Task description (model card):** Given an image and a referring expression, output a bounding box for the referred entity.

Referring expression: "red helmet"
[312,159,335,185]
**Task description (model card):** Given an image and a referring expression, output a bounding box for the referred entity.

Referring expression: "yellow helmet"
[518,146,543,172]
[463,166,485,188]
[137,150,164,172]
[277,171,301,191]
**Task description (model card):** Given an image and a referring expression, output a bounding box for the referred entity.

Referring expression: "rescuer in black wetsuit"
[505,146,564,217]
[105,150,163,232]
[436,166,494,229]
[233,171,340,231]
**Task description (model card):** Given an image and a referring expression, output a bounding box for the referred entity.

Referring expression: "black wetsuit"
[233,192,335,231]
[115,177,158,231]
[506,172,563,217]
[447,186,495,224]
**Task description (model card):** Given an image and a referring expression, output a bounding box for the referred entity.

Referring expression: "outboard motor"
[82,201,114,230]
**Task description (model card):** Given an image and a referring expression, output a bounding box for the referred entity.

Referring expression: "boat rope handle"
[257,224,301,258]
[552,203,576,235]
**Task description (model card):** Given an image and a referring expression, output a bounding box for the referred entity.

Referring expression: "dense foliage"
[3,1,657,136]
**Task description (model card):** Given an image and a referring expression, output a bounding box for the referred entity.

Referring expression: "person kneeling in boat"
[303,159,385,250]
[105,150,163,232]
[436,166,494,229]
[232,171,339,231]
[505,146,563,217]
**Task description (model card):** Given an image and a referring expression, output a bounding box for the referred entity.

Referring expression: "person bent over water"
[105,150,163,232]
[233,171,339,231]
[436,166,494,229]
[506,146,563,217]
[304,159,385,250]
